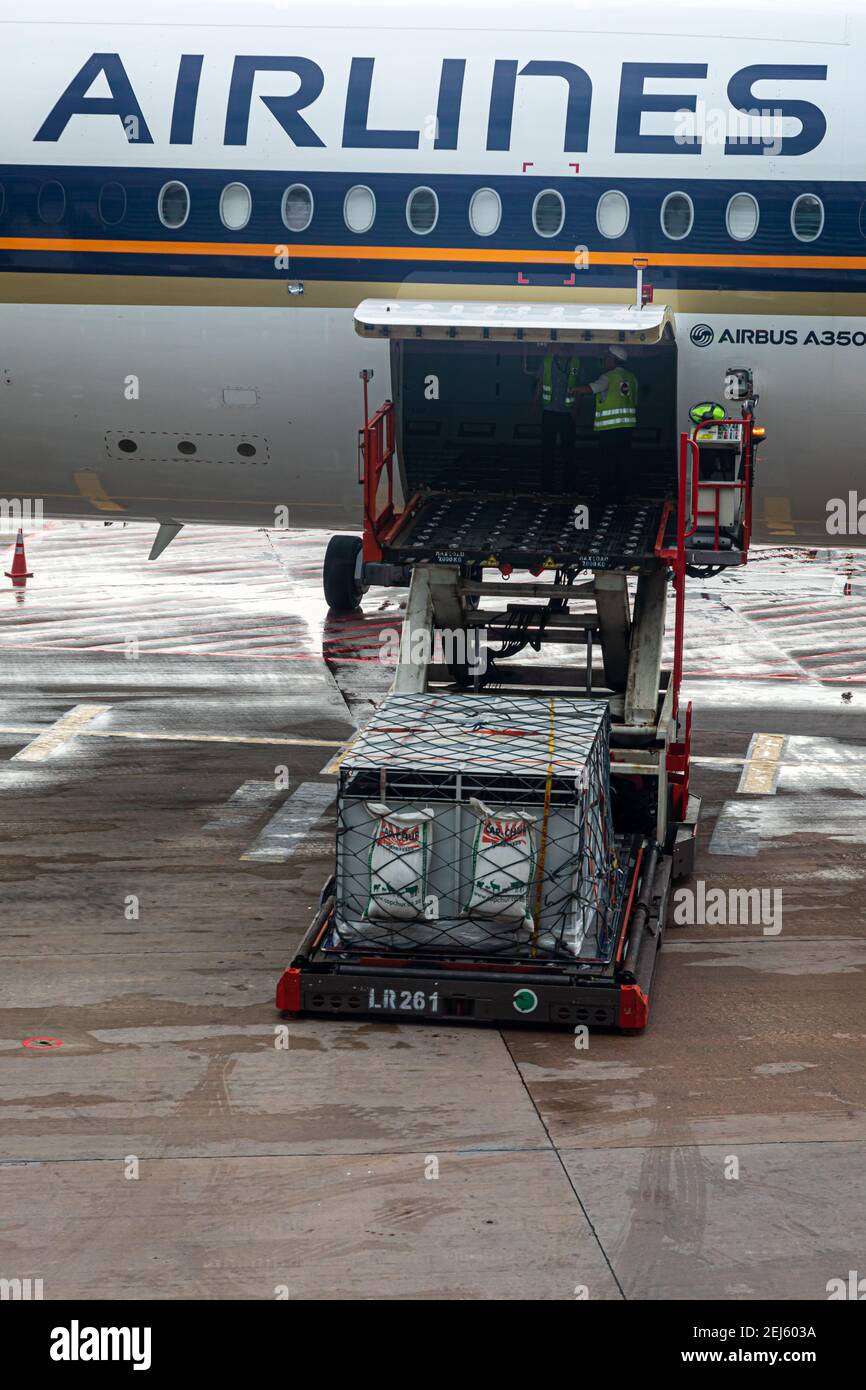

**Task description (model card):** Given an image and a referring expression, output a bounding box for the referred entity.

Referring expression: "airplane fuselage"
[0,0,863,545]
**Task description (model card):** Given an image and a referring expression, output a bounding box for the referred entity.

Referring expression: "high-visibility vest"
[594,367,638,431]
[542,353,581,407]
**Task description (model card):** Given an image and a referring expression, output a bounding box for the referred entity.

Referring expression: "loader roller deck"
[387,494,664,570]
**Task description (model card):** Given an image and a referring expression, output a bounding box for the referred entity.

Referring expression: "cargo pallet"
[278,298,759,1031]
[278,831,673,1029]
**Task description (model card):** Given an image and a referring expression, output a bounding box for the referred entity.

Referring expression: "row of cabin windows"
[0,180,831,244]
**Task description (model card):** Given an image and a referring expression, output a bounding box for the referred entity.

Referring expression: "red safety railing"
[656,433,699,720]
[659,435,696,817]
[655,412,757,821]
[358,370,398,564]
[686,414,756,552]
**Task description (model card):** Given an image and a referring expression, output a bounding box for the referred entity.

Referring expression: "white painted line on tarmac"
[10,704,110,762]
[708,802,763,857]
[203,780,285,833]
[0,724,343,751]
[241,782,335,863]
[737,733,787,795]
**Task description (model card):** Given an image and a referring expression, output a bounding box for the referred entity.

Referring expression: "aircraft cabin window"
[469,188,501,236]
[219,183,251,232]
[791,193,824,242]
[158,181,190,230]
[38,180,66,226]
[282,184,313,232]
[532,190,565,238]
[406,187,438,235]
[596,190,630,239]
[0,183,4,219]
[661,191,694,240]
[344,185,376,233]
[726,192,759,242]
[98,181,127,228]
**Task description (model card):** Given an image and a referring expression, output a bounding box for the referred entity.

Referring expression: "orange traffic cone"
[5,529,33,581]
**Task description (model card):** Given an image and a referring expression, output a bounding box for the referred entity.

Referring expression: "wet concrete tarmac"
[1,521,864,1300]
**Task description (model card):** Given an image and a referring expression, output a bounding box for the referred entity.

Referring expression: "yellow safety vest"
[542,353,581,407]
[594,367,637,431]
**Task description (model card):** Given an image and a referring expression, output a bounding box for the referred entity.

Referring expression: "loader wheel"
[323,534,364,612]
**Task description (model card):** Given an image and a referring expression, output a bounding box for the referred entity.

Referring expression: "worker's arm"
[573,374,608,399]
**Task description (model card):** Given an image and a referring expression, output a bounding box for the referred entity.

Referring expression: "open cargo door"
[354,299,678,505]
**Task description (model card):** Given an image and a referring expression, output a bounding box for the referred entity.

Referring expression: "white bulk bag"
[463,798,537,926]
[365,803,436,921]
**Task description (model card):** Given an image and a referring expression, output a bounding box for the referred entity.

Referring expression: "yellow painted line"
[0,723,343,751]
[319,738,360,776]
[763,496,795,536]
[73,470,126,513]
[0,730,855,770]
[0,490,335,509]
[11,703,110,762]
[531,698,557,951]
[738,733,787,794]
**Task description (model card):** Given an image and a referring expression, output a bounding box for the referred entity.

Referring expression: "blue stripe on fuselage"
[1,164,866,291]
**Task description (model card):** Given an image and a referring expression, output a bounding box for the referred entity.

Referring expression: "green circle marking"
[513,988,539,1015]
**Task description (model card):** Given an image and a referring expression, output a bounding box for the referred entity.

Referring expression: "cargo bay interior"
[394,334,678,506]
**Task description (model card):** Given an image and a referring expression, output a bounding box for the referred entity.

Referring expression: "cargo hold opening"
[356,300,679,507]
[399,336,678,503]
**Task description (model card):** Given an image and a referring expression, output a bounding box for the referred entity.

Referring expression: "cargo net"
[327,693,625,962]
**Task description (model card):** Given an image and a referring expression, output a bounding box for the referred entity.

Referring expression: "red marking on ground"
[22,1037,64,1049]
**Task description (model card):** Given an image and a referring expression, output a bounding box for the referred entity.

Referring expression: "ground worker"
[533,343,582,491]
[572,344,638,503]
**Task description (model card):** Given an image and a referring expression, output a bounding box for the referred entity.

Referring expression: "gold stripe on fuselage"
[3,272,866,315]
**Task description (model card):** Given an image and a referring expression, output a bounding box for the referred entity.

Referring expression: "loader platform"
[383,494,663,571]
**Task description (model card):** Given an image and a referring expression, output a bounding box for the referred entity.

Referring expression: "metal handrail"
[359,385,398,564]
[678,434,700,545]
[687,416,754,550]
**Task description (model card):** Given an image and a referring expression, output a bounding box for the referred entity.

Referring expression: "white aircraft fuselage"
[0,0,862,544]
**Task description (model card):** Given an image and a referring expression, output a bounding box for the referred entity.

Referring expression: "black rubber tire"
[323,534,363,612]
